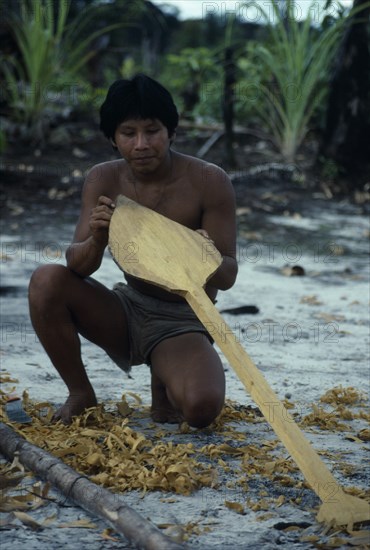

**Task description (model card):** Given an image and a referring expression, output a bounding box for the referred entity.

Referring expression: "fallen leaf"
[224,500,245,514]
[58,519,97,529]
[300,295,323,305]
[320,387,364,405]
[344,435,364,444]
[100,528,119,541]
[357,428,370,441]
[13,511,44,531]
[301,534,320,542]
[347,530,370,546]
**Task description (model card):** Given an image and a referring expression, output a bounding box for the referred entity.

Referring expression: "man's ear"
[110,138,118,150]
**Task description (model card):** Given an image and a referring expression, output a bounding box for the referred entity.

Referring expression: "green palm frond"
[2,0,129,141]
[241,0,370,161]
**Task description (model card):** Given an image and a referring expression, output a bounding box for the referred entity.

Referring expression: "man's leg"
[150,333,225,428]
[28,264,129,423]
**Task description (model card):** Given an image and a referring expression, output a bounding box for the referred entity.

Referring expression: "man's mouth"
[132,156,154,161]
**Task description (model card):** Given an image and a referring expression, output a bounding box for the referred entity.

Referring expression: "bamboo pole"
[0,422,186,550]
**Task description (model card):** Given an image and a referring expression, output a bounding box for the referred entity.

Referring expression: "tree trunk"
[0,423,186,550]
[320,0,370,183]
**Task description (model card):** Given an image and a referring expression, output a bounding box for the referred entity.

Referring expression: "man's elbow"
[218,260,238,291]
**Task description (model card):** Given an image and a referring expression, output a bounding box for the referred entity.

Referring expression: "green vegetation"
[160,47,222,121]
[1,0,368,175]
[236,0,354,161]
[1,0,120,142]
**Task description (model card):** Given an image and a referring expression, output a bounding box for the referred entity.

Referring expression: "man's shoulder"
[174,152,230,181]
[81,160,127,201]
[85,159,126,181]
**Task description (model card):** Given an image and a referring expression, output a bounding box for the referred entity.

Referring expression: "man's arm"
[200,164,238,291]
[66,166,115,278]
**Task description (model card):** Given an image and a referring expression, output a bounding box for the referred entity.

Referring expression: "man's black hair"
[99,74,179,142]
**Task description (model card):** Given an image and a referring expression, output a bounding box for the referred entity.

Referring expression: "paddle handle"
[185,288,345,505]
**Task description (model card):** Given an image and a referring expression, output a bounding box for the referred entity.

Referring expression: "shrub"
[240,0,368,161]
[2,0,120,144]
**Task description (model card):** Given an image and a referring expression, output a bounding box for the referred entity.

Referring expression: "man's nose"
[134,132,149,149]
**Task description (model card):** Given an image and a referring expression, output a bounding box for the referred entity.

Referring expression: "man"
[29,74,238,427]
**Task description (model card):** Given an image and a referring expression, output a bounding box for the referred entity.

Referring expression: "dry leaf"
[344,435,364,444]
[86,452,105,466]
[300,295,323,305]
[313,312,345,322]
[275,495,285,507]
[325,536,350,547]
[301,535,320,543]
[58,519,97,529]
[13,511,44,531]
[346,530,370,546]
[357,428,370,442]
[100,528,119,541]
[0,472,25,490]
[224,500,245,514]
[116,399,132,417]
[320,387,365,405]
[41,513,58,527]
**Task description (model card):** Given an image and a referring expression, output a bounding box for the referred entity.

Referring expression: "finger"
[91,205,115,219]
[93,205,113,214]
[91,220,110,230]
[97,195,115,208]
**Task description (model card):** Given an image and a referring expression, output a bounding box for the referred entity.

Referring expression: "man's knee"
[183,390,224,428]
[29,264,70,306]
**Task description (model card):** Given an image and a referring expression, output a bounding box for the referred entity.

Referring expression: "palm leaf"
[241,0,370,160]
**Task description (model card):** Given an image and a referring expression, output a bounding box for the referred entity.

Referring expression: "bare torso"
[112,152,216,301]
[70,150,237,302]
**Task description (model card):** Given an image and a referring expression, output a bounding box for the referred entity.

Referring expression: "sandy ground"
[0,177,369,549]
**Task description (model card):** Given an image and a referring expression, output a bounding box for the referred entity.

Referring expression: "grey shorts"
[110,283,212,372]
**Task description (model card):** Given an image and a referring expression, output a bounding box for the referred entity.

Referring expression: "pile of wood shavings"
[319,386,367,406]
[1,393,301,498]
[3,398,216,496]
[1,377,370,547]
[301,386,369,432]
[1,381,369,505]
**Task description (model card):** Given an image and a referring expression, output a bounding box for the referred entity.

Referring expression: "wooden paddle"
[109,195,369,527]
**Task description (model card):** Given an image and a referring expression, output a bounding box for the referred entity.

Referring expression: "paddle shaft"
[184,287,346,505]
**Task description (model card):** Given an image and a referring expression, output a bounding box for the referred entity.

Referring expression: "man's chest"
[113,175,203,230]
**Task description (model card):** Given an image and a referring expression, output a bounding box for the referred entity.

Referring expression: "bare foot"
[151,372,183,424]
[151,405,184,424]
[52,392,97,424]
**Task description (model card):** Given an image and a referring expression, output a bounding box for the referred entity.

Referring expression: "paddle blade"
[317,494,370,526]
[108,195,222,293]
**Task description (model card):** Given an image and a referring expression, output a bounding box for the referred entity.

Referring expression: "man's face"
[113,118,172,174]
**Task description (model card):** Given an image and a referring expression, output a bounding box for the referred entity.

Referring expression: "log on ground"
[0,422,186,550]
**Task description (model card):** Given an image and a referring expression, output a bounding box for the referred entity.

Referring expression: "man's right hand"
[89,195,116,246]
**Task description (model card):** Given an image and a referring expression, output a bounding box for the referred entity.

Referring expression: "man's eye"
[147,128,159,133]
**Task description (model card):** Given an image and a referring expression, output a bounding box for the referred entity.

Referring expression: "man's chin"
[131,158,157,173]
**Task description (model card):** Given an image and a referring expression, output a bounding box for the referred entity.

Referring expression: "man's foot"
[52,392,97,425]
[150,404,183,424]
[151,372,183,424]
